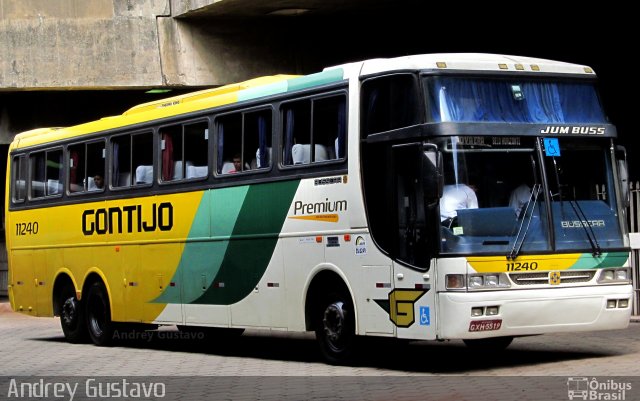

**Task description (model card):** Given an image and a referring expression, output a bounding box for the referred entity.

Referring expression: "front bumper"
[437,284,632,339]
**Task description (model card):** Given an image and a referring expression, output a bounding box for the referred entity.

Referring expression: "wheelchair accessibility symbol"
[543,138,561,157]
[419,306,430,326]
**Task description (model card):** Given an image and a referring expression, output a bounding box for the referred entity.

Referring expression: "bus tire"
[59,286,88,343]
[314,291,356,364]
[463,336,513,350]
[85,281,114,346]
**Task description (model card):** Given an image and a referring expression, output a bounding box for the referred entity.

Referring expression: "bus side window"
[313,95,346,161]
[361,74,421,137]
[30,152,46,198]
[87,141,106,191]
[183,121,208,179]
[246,109,272,171]
[68,144,85,192]
[30,149,63,198]
[161,121,208,181]
[68,141,105,193]
[112,135,131,187]
[112,132,153,187]
[132,132,153,185]
[12,155,28,202]
[282,93,346,166]
[160,125,180,181]
[216,108,272,174]
[283,99,310,166]
[216,113,242,174]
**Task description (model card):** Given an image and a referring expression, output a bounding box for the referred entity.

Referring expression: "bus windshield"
[426,76,608,123]
[437,136,625,256]
[544,139,625,252]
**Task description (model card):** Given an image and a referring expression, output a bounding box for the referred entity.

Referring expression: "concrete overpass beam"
[157,17,298,86]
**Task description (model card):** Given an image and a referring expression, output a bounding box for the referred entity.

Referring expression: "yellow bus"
[5,54,632,364]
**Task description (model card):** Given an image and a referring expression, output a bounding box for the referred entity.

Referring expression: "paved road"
[2,301,640,400]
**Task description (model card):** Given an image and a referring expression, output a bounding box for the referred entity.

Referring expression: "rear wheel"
[59,285,87,343]
[314,291,356,364]
[85,281,114,346]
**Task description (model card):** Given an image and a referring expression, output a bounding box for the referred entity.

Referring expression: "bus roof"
[10,69,347,150]
[122,75,298,116]
[11,53,597,151]
[9,74,290,150]
[349,53,596,77]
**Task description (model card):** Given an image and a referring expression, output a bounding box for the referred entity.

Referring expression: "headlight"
[446,273,511,291]
[601,270,614,281]
[598,268,631,284]
[468,276,484,288]
[615,270,629,281]
[485,275,499,287]
[465,273,511,291]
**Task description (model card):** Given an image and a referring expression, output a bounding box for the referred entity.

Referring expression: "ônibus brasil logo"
[567,377,631,400]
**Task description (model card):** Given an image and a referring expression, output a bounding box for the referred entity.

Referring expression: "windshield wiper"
[548,155,601,256]
[568,199,602,257]
[508,183,541,260]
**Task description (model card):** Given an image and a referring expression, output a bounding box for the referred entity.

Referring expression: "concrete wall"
[0,0,172,89]
[0,0,321,147]
[0,0,302,90]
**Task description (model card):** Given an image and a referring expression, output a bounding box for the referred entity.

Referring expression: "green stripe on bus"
[152,180,299,305]
[211,186,251,238]
[238,81,288,102]
[570,252,629,269]
[153,186,251,304]
[192,179,300,305]
[286,68,344,92]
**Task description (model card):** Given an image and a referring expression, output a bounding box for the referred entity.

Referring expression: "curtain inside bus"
[162,132,174,181]
[283,109,294,165]
[428,77,607,123]
[257,115,268,167]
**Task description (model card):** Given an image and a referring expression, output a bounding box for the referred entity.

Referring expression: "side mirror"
[422,144,443,200]
[615,145,630,208]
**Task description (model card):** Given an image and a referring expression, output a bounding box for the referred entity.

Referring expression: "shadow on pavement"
[34,325,618,374]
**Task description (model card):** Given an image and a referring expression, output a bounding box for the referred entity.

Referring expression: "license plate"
[469,319,502,332]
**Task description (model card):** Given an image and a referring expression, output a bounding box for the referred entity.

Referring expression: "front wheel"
[314,291,356,364]
[85,281,114,346]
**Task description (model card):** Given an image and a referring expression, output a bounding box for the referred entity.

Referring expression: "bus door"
[391,143,439,340]
[392,261,437,340]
